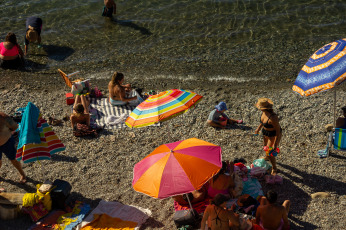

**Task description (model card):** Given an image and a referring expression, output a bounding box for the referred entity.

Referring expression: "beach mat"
[76,200,151,230]
[89,98,135,129]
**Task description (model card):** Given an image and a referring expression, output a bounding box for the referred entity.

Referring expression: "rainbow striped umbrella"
[132,138,222,199]
[293,38,346,96]
[125,89,203,128]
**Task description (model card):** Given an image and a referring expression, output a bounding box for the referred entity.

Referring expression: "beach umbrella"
[16,102,65,163]
[132,138,222,204]
[292,38,346,125]
[125,89,203,128]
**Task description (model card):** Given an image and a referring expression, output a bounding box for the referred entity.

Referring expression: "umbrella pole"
[186,195,194,210]
[333,87,336,127]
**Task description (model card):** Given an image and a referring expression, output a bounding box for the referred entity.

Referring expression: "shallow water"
[0,0,345,81]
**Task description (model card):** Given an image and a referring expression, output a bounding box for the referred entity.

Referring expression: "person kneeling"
[207,102,243,129]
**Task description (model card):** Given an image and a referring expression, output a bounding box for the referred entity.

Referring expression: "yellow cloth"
[22,193,39,207]
[81,213,138,230]
[36,184,53,211]
[56,201,83,230]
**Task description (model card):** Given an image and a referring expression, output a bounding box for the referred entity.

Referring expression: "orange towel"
[81,213,138,230]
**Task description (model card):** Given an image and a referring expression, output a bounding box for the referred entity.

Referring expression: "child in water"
[102,0,117,18]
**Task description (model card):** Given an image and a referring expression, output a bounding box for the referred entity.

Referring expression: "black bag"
[51,179,72,210]
[173,209,200,228]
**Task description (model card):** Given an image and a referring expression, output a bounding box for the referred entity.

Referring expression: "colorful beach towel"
[76,200,151,230]
[56,201,90,230]
[174,199,210,214]
[241,175,264,199]
[81,214,138,230]
[16,114,65,163]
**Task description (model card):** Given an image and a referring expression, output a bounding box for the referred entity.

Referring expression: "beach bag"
[173,209,200,228]
[51,179,72,210]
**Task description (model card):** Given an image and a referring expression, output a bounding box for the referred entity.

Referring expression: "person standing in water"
[102,0,117,18]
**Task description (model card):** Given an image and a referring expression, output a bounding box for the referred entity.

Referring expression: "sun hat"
[255,98,273,110]
[26,29,38,43]
[215,101,228,111]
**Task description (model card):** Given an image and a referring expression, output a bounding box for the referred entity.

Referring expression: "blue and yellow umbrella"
[293,38,346,96]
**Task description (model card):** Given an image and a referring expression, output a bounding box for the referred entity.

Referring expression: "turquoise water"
[0,0,345,80]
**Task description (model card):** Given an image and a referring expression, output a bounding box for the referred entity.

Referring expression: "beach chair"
[317,128,346,158]
[58,69,90,95]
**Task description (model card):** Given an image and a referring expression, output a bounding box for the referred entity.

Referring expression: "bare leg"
[207,120,225,129]
[73,94,81,109]
[282,200,291,214]
[10,160,26,183]
[80,95,89,113]
[267,137,277,175]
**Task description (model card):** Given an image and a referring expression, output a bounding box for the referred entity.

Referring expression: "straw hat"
[255,98,273,110]
[26,29,38,43]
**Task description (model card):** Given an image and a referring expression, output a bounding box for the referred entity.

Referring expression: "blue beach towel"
[241,175,264,199]
[334,128,346,150]
[17,102,41,150]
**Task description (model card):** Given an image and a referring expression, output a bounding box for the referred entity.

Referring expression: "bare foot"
[19,176,27,184]
[271,169,277,176]
[0,188,5,192]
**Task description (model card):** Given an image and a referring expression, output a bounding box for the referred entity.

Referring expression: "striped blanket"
[89,98,136,129]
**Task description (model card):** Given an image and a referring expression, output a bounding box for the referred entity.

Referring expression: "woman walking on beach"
[254,98,281,175]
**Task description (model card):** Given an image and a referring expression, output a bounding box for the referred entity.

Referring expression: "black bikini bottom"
[262,128,282,137]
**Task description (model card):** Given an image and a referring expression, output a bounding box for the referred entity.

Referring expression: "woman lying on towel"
[70,103,97,137]
[108,71,138,106]
[207,161,235,199]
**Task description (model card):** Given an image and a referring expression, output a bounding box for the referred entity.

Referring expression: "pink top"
[0,42,19,56]
[207,185,229,198]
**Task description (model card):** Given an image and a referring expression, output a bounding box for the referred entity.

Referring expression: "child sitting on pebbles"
[207,102,243,129]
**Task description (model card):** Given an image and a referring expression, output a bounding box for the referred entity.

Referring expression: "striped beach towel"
[89,98,136,129]
[334,128,346,150]
[16,114,65,163]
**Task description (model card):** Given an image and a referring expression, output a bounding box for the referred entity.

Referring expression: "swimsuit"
[109,97,127,106]
[207,186,229,198]
[211,206,229,226]
[0,136,16,160]
[259,219,284,230]
[0,42,19,56]
[260,113,281,137]
[25,17,43,45]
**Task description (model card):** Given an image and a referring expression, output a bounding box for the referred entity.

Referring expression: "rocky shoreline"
[0,70,345,229]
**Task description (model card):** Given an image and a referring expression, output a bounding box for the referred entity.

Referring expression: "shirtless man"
[256,190,290,230]
[0,112,26,183]
[103,0,117,18]
[201,194,239,230]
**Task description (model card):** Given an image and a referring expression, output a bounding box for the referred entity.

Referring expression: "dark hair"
[5,32,18,45]
[74,103,84,114]
[266,190,278,204]
[342,106,346,113]
[111,72,124,86]
[213,161,228,182]
[211,194,229,207]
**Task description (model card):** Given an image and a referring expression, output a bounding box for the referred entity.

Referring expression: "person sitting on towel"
[207,102,243,129]
[108,71,138,106]
[336,106,346,129]
[207,161,235,199]
[201,194,240,230]
[255,190,290,230]
[172,184,208,206]
[70,103,97,137]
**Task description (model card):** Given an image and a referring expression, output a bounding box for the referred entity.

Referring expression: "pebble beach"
[0,70,345,229]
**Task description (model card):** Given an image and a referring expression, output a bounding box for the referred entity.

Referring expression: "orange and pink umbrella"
[132,138,222,199]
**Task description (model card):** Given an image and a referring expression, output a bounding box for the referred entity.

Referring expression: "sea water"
[0,0,345,81]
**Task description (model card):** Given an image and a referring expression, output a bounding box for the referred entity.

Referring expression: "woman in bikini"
[70,103,97,137]
[201,194,240,230]
[108,71,137,106]
[254,98,282,175]
[0,32,24,69]
[207,161,235,199]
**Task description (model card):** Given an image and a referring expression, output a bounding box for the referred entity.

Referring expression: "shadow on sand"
[265,162,346,229]
[43,44,75,61]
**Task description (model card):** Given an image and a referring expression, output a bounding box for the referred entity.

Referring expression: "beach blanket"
[56,201,90,230]
[174,199,210,214]
[81,214,138,230]
[76,200,151,230]
[28,210,67,230]
[89,97,135,129]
